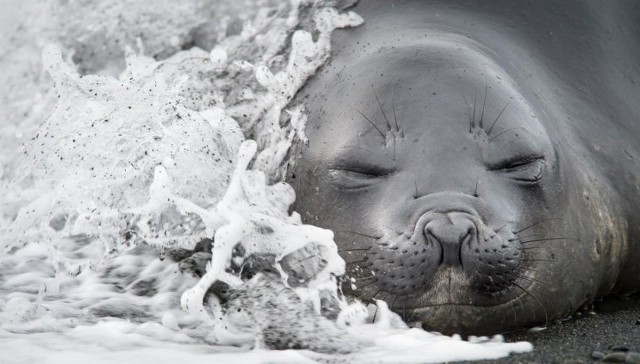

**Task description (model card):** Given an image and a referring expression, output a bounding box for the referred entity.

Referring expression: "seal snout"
[424,214,476,267]
[418,210,523,296]
[376,207,523,299]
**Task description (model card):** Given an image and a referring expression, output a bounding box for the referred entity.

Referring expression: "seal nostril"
[462,230,473,247]
[424,216,477,267]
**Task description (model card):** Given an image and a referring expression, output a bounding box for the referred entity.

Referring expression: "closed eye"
[328,166,393,190]
[490,157,546,184]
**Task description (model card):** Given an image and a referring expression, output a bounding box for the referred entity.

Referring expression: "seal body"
[287,0,640,334]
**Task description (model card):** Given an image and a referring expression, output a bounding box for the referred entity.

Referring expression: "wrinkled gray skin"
[287,0,640,335]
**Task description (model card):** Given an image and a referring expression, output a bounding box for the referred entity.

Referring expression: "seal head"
[287,0,636,334]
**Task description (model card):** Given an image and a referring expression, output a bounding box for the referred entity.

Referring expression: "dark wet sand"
[462,295,640,364]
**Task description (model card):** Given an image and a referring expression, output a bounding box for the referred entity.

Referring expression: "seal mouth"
[396,273,542,334]
[342,206,544,317]
[378,263,534,310]
[402,289,529,312]
[396,279,532,310]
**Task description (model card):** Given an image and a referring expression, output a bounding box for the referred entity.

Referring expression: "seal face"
[288,0,638,334]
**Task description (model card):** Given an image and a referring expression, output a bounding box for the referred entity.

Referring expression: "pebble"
[592,351,605,359]
[635,319,640,325]
[599,351,640,364]
[610,345,630,352]
[602,352,627,362]
[628,352,640,364]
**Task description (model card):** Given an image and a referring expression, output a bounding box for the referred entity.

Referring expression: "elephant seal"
[286,0,640,334]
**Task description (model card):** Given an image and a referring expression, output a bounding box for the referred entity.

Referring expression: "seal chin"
[386,269,535,334]
[405,266,522,306]
[406,297,531,335]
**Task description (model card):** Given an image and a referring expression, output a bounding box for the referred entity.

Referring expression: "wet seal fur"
[287,0,640,334]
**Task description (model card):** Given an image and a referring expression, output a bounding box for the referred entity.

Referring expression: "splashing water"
[0,0,532,363]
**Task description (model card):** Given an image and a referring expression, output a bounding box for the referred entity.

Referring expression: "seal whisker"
[508,286,526,319]
[513,282,549,328]
[355,109,386,141]
[488,127,526,142]
[393,136,397,161]
[402,294,408,321]
[515,274,550,286]
[519,267,545,275]
[513,234,547,241]
[353,286,372,298]
[487,275,499,293]
[337,230,382,240]
[487,100,511,135]
[479,83,488,129]
[510,284,538,322]
[370,290,385,321]
[472,88,477,130]
[371,288,383,300]
[460,90,473,132]
[347,259,369,265]
[517,293,526,315]
[390,294,400,310]
[357,276,378,282]
[473,177,480,197]
[339,248,372,252]
[392,96,402,136]
[513,218,562,234]
[518,237,579,244]
[521,258,554,262]
[354,291,367,298]
[354,284,382,302]
[354,282,378,294]
[372,304,380,322]
[375,93,393,134]
[494,223,508,233]
[382,225,405,236]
